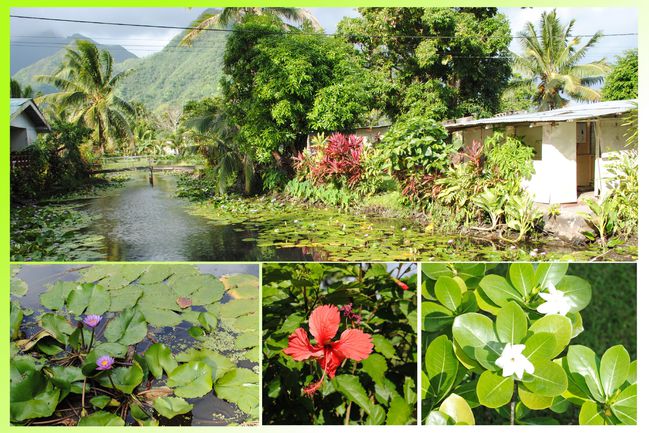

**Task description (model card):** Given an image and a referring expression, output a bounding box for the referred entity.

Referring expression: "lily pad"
[104,309,148,346]
[97,362,144,394]
[66,283,111,316]
[144,343,178,379]
[40,281,77,311]
[234,333,259,350]
[222,274,259,299]
[77,411,125,426]
[11,278,28,297]
[153,396,194,419]
[138,305,183,328]
[167,361,213,398]
[176,348,235,382]
[108,285,144,312]
[214,368,259,417]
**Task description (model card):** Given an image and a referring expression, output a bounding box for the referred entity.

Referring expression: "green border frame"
[3,1,644,430]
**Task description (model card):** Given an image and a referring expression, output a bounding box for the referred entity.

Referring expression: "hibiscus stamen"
[303,373,326,397]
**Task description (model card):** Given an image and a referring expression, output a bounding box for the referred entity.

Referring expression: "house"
[10,98,51,152]
[444,100,637,204]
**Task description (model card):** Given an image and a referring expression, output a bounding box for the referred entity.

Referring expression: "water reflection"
[84,172,309,261]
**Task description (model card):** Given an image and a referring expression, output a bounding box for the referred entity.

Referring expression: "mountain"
[114,28,228,110]
[11,33,137,94]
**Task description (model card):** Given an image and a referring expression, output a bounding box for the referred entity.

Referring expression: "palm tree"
[513,9,611,110]
[37,40,135,154]
[180,7,322,45]
[10,79,34,98]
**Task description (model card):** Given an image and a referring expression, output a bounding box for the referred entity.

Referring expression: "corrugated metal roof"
[10,98,31,116]
[10,98,51,131]
[445,99,637,130]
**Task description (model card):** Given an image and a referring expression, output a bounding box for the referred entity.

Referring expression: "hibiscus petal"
[284,328,321,361]
[309,305,341,346]
[318,348,346,378]
[332,328,374,361]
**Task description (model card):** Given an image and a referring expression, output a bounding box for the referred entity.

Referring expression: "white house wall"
[10,113,39,151]
[538,122,577,203]
[595,117,636,197]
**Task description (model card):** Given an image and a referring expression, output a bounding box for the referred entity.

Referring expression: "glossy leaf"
[599,345,630,398]
[334,374,372,414]
[167,361,213,398]
[425,335,458,404]
[566,345,605,402]
[153,396,194,419]
[77,411,125,426]
[495,301,527,344]
[104,309,148,346]
[556,275,592,312]
[144,343,178,380]
[610,384,636,424]
[97,363,144,394]
[434,276,462,312]
[508,263,535,298]
[524,359,568,397]
[534,263,569,289]
[579,400,606,425]
[439,393,475,425]
[66,283,111,315]
[479,274,522,307]
[214,368,259,416]
[476,370,514,408]
[529,314,572,358]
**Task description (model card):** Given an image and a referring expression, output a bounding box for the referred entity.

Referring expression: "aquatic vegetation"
[263,263,417,425]
[10,205,105,262]
[10,264,260,426]
[186,196,636,262]
[421,263,636,425]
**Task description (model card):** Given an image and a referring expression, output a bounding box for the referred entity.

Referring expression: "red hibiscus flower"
[284,304,374,395]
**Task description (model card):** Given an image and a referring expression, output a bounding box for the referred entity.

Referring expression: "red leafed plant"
[294,133,366,187]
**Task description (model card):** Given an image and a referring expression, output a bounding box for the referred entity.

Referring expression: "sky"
[10,7,638,61]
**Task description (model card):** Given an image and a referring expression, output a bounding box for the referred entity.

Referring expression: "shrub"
[483,132,535,192]
[421,263,636,425]
[605,150,638,238]
[285,179,360,210]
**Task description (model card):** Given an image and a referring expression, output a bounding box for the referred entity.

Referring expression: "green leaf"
[434,276,462,312]
[10,302,23,340]
[478,274,522,307]
[425,335,458,404]
[167,361,213,398]
[198,311,218,331]
[476,370,514,408]
[77,411,125,426]
[367,404,386,425]
[66,283,111,315]
[138,305,182,328]
[361,353,387,386]
[599,345,630,398]
[372,334,396,359]
[522,333,557,362]
[104,309,148,346]
[518,385,553,410]
[176,348,235,382]
[579,400,606,425]
[422,301,453,333]
[534,263,568,289]
[524,359,568,397]
[11,278,28,297]
[89,395,112,409]
[529,314,572,358]
[39,313,75,344]
[508,263,535,298]
[439,393,475,425]
[97,363,144,394]
[385,394,411,425]
[452,313,500,369]
[10,381,60,422]
[108,285,143,312]
[334,374,372,414]
[567,345,605,402]
[144,343,178,380]
[153,396,194,419]
[556,275,592,312]
[422,263,453,280]
[40,281,76,311]
[213,368,259,417]
[610,384,636,424]
[495,301,527,344]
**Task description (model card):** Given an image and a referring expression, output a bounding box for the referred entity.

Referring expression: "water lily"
[96,355,115,371]
[284,304,374,395]
[82,314,102,328]
[495,343,534,380]
[536,283,572,316]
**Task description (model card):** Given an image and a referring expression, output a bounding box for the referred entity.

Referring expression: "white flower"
[495,343,535,380]
[536,283,572,316]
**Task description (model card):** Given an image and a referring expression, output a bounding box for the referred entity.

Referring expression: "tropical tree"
[10,79,34,98]
[513,9,610,110]
[37,40,135,154]
[180,7,322,45]
[601,50,638,101]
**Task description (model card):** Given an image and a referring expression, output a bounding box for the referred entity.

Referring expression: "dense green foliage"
[262,263,417,424]
[421,263,636,425]
[11,121,92,199]
[10,264,260,426]
[601,50,638,101]
[513,9,609,110]
[338,7,512,119]
[221,15,382,166]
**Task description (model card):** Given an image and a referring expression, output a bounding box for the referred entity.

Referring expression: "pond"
[10,171,637,262]
[10,263,260,426]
